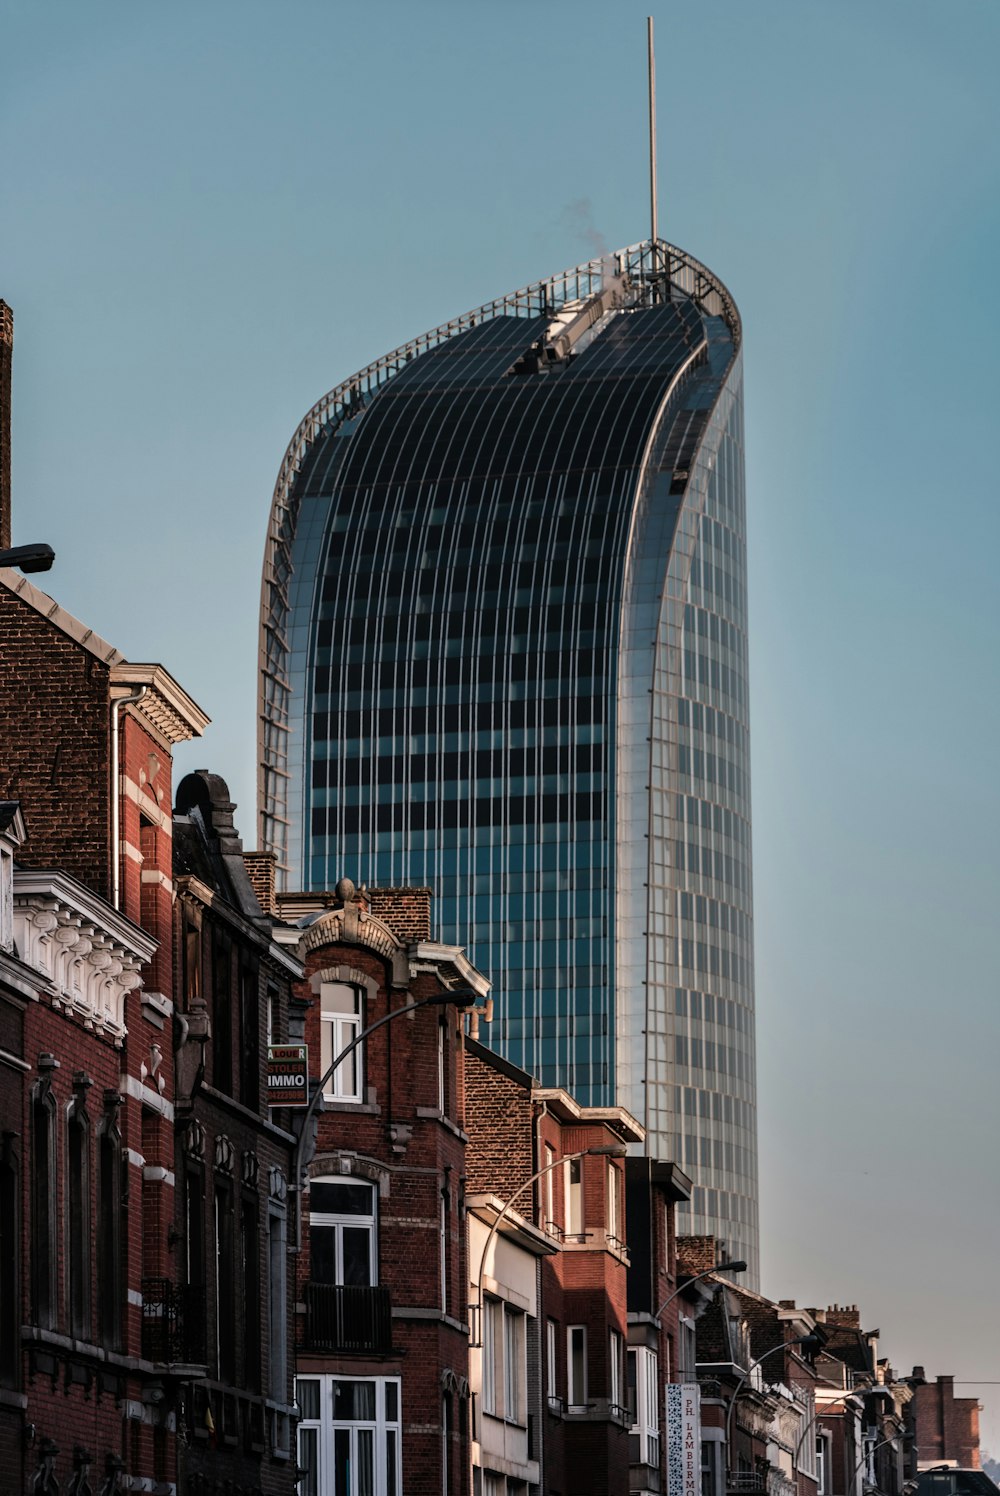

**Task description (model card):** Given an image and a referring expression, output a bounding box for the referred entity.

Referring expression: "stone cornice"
[13,869,157,1042]
[110,662,210,744]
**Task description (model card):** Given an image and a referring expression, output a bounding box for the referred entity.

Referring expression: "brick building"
[1,562,303,1494]
[910,1373,981,1472]
[624,1160,695,1496]
[464,1039,643,1496]
[170,769,302,1495]
[0,567,208,1493]
[276,877,489,1496]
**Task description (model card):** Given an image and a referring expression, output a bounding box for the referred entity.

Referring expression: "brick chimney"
[1,300,12,550]
[677,1235,721,1275]
[243,851,277,915]
[825,1303,862,1329]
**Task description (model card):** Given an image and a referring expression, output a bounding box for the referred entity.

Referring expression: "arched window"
[97,1115,123,1349]
[30,1081,57,1329]
[309,1178,377,1287]
[67,1094,91,1340]
[320,984,363,1102]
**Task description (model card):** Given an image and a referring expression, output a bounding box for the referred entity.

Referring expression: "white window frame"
[607,1158,621,1244]
[609,1328,623,1413]
[503,1305,523,1424]
[568,1324,588,1409]
[544,1144,556,1235]
[308,1177,377,1287]
[629,1346,660,1466]
[565,1156,583,1238]
[547,1318,558,1403]
[817,1433,831,1496]
[320,982,363,1102]
[296,1373,401,1496]
[482,1298,500,1415]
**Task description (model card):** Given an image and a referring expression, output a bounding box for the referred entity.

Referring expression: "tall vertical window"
[30,1086,56,1328]
[482,1299,498,1415]
[269,1208,288,1402]
[565,1156,583,1238]
[320,984,362,1102]
[482,1298,524,1424]
[816,1434,830,1496]
[215,1183,235,1381]
[239,960,260,1109]
[544,1145,556,1235]
[296,1375,401,1496]
[546,1318,558,1404]
[503,1307,523,1423]
[241,1197,261,1390]
[567,1325,587,1409]
[627,1346,660,1467]
[609,1328,623,1413]
[97,1122,122,1348]
[439,1187,448,1312]
[309,1179,376,1286]
[67,1097,91,1340]
[0,1143,18,1386]
[212,928,234,1093]
[607,1159,621,1245]
[437,1017,447,1114]
[184,1167,205,1288]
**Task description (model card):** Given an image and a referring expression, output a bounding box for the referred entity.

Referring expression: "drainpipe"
[110,686,147,909]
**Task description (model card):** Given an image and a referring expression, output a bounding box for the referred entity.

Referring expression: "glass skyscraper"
[259,240,759,1277]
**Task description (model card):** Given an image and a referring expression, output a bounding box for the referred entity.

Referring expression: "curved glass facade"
[260,242,759,1278]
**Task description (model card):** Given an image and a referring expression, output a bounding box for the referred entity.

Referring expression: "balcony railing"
[302,1283,393,1355]
[727,1475,768,1494]
[141,1279,207,1365]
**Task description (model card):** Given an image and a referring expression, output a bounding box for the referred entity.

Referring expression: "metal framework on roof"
[257,237,741,863]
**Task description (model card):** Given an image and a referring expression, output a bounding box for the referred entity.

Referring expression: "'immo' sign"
[267,1044,309,1108]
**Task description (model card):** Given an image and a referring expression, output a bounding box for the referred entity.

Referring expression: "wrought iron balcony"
[302,1283,393,1355]
[141,1279,207,1365]
[727,1474,768,1494]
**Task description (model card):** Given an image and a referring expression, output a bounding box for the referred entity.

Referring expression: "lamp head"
[0,542,55,573]
[428,987,480,1009]
[586,1143,629,1158]
[716,1259,748,1274]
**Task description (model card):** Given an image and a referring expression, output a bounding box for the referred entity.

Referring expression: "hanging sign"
[267,1044,309,1107]
[666,1382,702,1496]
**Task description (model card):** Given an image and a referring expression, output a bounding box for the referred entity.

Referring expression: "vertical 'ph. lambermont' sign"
[666,1382,701,1496]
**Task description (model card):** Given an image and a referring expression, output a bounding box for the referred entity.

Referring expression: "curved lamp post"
[852,1431,909,1496]
[470,1141,628,1347]
[652,1258,747,1327]
[290,986,480,1250]
[725,1333,823,1470]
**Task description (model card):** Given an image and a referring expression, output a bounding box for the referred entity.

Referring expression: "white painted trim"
[123,1074,174,1119]
[142,1165,175,1186]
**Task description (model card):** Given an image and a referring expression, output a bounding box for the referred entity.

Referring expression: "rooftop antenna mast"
[647,17,658,248]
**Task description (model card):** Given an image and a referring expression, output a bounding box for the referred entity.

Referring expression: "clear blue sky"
[5,0,999,1448]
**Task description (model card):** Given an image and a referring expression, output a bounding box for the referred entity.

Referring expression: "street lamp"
[0,542,54,573]
[852,1431,909,1496]
[469,1141,628,1347]
[289,985,480,1249]
[725,1333,823,1469]
[651,1257,748,1327]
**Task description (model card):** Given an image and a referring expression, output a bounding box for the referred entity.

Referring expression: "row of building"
[0,526,988,1496]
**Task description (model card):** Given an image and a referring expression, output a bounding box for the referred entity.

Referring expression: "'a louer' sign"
[267,1044,309,1108]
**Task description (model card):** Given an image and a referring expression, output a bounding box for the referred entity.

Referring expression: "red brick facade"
[288,880,480,1496]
